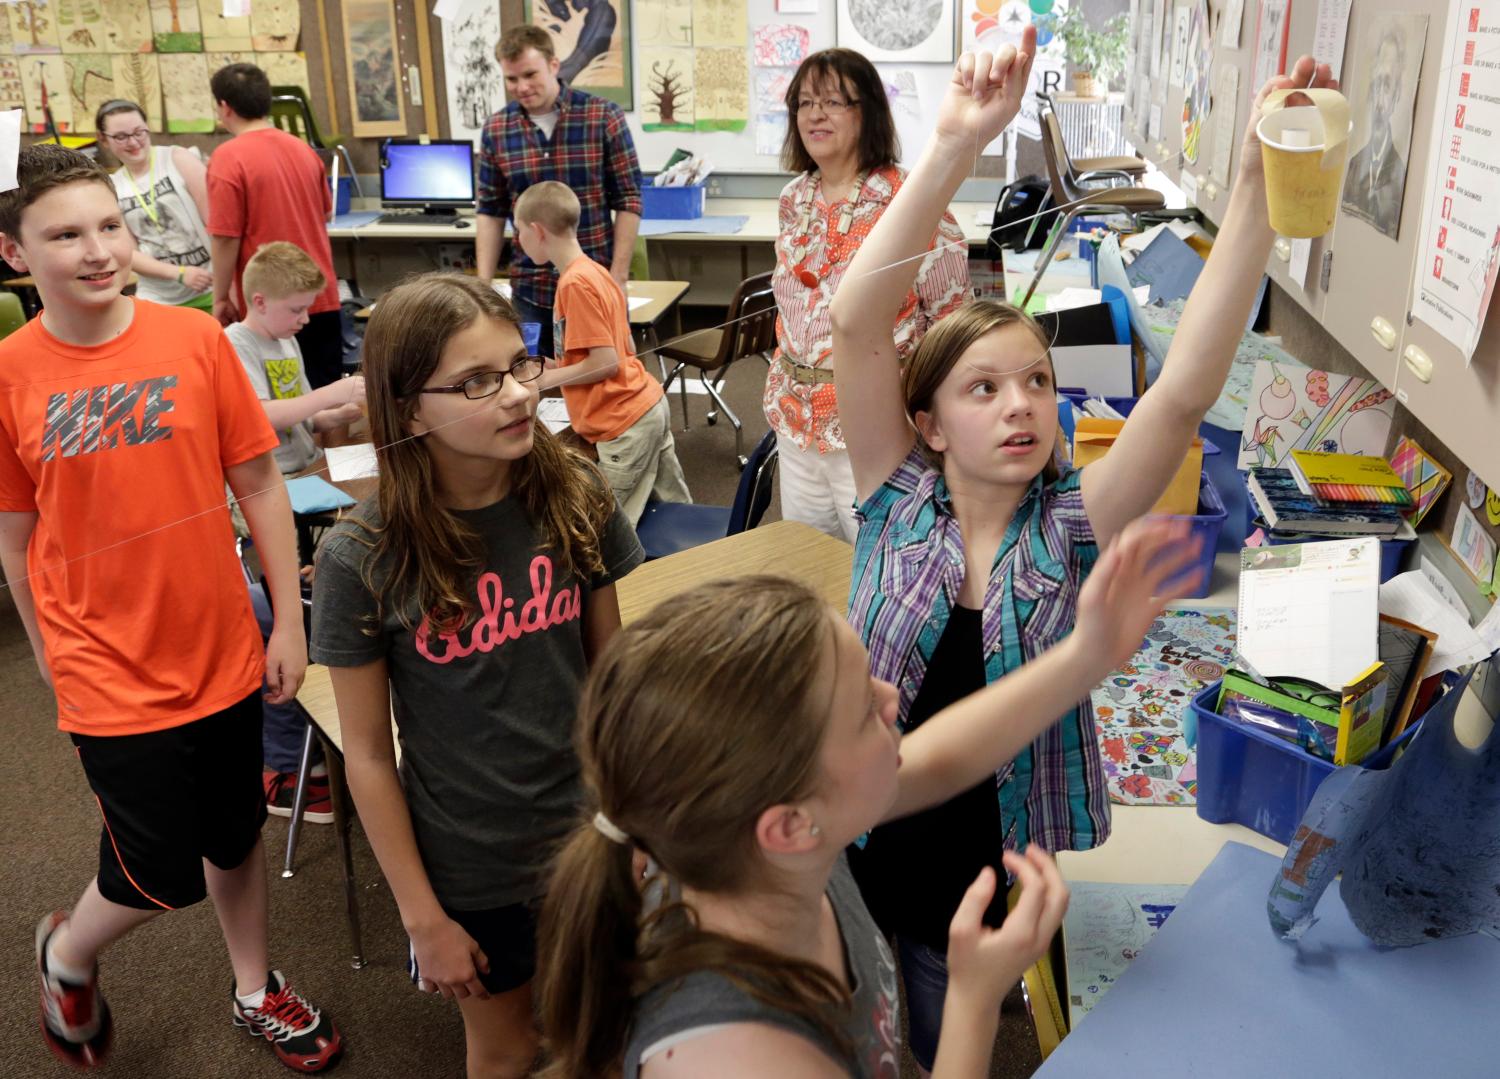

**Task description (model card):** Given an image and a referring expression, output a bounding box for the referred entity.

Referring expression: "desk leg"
[644,324,668,383]
[320,736,367,971]
[280,724,317,879]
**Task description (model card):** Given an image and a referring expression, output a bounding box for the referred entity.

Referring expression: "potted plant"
[1052,8,1129,98]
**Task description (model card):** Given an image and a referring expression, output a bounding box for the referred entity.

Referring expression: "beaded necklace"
[788,170,867,290]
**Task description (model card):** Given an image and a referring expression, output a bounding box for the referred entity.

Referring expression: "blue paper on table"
[1268,668,1499,945]
[286,475,357,515]
[1125,228,1205,304]
[639,215,749,236]
[1035,842,1500,1078]
[329,211,381,230]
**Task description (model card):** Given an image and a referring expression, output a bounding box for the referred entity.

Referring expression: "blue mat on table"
[286,475,356,515]
[329,211,381,229]
[639,215,749,236]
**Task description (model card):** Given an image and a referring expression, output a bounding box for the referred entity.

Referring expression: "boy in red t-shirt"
[205,62,345,390]
[514,181,690,524]
[0,145,343,1072]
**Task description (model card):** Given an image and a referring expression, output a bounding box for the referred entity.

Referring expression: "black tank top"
[848,605,1008,952]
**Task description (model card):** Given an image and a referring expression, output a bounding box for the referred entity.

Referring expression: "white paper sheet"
[1051,344,1135,397]
[1380,571,1492,674]
[1288,237,1311,289]
[1221,0,1245,47]
[0,110,19,195]
[536,398,571,434]
[324,444,380,482]
[627,295,652,311]
[1238,537,1381,688]
[1312,0,1354,81]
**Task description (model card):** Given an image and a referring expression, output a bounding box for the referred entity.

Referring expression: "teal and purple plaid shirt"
[476,85,642,309]
[849,447,1109,855]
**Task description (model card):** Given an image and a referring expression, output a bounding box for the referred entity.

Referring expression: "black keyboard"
[374,213,468,227]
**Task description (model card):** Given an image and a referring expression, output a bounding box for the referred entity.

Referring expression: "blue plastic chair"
[634,430,778,560]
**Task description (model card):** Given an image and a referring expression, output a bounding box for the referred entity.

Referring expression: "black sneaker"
[263,769,333,825]
[36,912,112,1069]
[231,970,344,1073]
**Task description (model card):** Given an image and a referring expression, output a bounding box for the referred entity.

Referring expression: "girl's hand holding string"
[410,914,492,1001]
[932,29,1037,158]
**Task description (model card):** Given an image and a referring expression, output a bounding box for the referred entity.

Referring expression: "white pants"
[776,434,859,542]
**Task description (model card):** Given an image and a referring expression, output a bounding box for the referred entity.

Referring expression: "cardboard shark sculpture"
[1267,666,1500,946]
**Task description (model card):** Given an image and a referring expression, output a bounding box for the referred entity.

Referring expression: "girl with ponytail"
[539,509,1197,1077]
[310,273,643,1077]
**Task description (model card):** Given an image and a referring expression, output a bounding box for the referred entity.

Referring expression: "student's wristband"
[176,265,185,282]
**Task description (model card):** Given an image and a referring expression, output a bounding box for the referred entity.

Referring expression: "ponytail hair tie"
[592,811,629,845]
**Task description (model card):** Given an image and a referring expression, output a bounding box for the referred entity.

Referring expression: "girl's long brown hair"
[353,272,611,630]
[537,577,856,1078]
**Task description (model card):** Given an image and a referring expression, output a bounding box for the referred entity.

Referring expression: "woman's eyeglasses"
[104,129,150,146]
[417,359,545,400]
[792,96,859,115]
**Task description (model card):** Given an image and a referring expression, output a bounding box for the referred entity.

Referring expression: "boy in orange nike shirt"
[0,145,343,1072]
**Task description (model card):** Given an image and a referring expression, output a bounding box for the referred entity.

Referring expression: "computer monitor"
[379,139,475,214]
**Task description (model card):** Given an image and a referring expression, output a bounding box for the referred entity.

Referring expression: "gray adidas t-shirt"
[625,856,902,1078]
[310,487,643,909]
[225,321,319,475]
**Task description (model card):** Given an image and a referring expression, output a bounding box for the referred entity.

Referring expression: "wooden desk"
[354,278,689,329]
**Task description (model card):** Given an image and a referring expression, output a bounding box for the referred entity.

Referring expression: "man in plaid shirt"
[476,24,642,357]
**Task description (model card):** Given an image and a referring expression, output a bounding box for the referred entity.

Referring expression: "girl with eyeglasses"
[310,273,642,1078]
[95,100,216,310]
[764,49,971,542]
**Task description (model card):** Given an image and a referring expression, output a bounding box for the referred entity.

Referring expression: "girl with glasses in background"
[95,100,216,311]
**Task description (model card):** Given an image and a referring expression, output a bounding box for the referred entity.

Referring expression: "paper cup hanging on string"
[1256,88,1352,239]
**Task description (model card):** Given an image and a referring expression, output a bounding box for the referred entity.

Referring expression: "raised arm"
[885,517,1197,823]
[1081,57,1338,546]
[831,35,1035,503]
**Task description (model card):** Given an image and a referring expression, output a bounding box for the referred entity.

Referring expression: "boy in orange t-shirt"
[514,181,689,523]
[0,146,342,1072]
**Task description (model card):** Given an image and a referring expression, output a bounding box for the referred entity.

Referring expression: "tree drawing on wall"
[21,3,54,49]
[648,58,689,126]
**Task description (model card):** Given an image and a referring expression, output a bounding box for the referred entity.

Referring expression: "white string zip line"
[14,37,1442,595]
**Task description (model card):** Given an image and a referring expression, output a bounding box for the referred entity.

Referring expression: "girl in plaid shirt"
[832,36,1339,1071]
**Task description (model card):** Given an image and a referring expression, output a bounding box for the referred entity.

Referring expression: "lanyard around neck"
[123,151,158,227]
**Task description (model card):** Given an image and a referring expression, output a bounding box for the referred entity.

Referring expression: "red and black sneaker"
[263,770,333,825]
[231,970,343,1073]
[35,912,112,1069]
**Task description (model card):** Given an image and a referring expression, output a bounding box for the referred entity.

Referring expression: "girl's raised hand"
[945,847,1069,1009]
[1238,54,1340,185]
[934,27,1037,153]
[1072,517,1201,677]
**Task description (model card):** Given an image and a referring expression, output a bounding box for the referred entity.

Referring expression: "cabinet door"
[1318,0,1448,389]
[1396,303,1500,493]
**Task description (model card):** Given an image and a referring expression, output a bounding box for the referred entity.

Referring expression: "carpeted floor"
[0,341,1041,1078]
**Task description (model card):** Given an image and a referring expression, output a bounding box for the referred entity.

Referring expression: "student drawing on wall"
[534,0,617,84]
[1342,17,1427,241]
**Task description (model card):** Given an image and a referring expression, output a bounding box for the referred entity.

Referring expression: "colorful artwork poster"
[1092,607,1236,807]
[1388,436,1450,527]
[149,0,203,52]
[963,0,1069,145]
[1237,359,1394,470]
[112,52,162,130]
[341,0,406,136]
[641,46,694,130]
[693,45,747,132]
[753,23,810,68]
[1064,882,1190,1028]
[441,0,505,142]
[839,0,955,65]
[10,2,64,55]
[1180,0,1211,163]
[528,0,633,110]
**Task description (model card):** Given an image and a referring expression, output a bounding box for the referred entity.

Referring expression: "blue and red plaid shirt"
[476,84,642,310]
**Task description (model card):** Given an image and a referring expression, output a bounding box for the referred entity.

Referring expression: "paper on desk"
[1123,220,1201,254]
[1380,571,1492,674]
[536,398,571,434]
[1046,286,1152,313]
[627,295,651,312]
[324,443,380,482]
[0,110,19,194]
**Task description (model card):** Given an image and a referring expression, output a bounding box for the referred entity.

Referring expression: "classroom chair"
[269,86,362,197]
[1020,108,1166,307]
[0,292,25,339]
[634,429,778,560]
[1036,91,1148,186]
[656,271,776,468]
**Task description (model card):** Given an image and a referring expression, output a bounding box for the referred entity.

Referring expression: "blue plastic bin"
[1188,679,1427,844]
[334,175,353,216]
[1166,471,1227,598]
[519,322,541,356]
[640,183,706,220]
[1255,520,1413,582]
